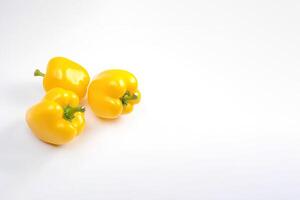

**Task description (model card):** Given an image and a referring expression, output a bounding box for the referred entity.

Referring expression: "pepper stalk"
[120,91,138,106]
[63,105,85,121]
[34,69,45,77]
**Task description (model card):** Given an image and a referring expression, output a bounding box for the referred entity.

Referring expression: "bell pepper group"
[26,57,141,145]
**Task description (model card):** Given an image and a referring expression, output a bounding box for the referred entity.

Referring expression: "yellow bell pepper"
[88,69,141,119]
[26,88,85,145]
[34,57,90,100]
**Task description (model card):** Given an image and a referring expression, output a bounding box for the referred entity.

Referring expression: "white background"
[0,0,300,199]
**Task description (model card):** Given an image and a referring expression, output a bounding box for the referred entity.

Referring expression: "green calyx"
[63,105,85,121]
[120,91,137,106]
[34,69,45,77]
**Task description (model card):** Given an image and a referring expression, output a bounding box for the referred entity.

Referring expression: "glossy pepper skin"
[34,57,90,100]
[26,88,85,145]
[88,69,141,119]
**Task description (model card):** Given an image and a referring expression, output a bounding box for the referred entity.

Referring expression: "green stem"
[63,105,85,121]
[34,69,45,77]
[120,91,137,106]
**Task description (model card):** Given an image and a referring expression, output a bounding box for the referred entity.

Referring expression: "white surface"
[1,0,300,199]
